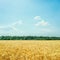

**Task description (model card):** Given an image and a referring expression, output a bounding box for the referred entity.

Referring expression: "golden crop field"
[0,40,60,60]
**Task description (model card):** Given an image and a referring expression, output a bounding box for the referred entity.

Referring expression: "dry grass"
[0,40,60,60]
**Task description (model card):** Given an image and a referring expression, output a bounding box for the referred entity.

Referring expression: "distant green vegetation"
[0,36,60,40]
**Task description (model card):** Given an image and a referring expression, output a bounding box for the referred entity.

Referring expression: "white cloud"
[34,16,50,27]
[11,20,23,27]
[0,20,23,35]
[34,16,41,20]
[0,20,23,28]
[35,20,49,26]
[9,20,23,31]
[34,16,53,35]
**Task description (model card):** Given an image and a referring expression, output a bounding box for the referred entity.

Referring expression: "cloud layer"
[0,16,57,36]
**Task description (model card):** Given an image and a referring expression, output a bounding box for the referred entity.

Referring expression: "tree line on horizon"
[0,36,60,40]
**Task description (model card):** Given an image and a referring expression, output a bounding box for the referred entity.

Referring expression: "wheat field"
[0,40,60,60]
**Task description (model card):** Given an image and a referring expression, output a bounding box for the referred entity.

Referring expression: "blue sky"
[0,0,60,36]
